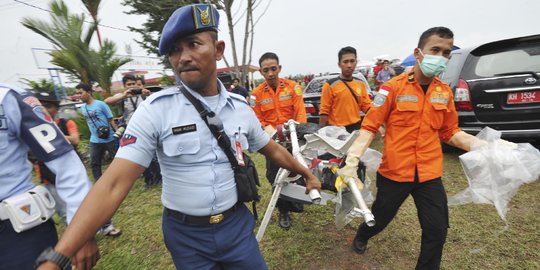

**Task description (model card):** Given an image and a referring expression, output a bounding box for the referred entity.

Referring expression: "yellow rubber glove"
[337,155,363,191]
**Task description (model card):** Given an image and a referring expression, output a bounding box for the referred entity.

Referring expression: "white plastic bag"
[448,127,540,221]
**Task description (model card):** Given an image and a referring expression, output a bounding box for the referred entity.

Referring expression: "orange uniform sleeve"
[438,91,462,142]
[292,83,307,123]
[358,83,373,113]
[361,82,393,134]
[250,88,268,127]
[319,82,333,116]
[66,119,79,137]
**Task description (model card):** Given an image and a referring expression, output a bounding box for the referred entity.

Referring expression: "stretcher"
[256,120,375,242]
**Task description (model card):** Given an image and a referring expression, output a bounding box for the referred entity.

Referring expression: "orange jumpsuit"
[319,77,372,126]
[250,78,306,128]
[361,71,461,182]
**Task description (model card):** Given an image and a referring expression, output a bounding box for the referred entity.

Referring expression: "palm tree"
[22,0,130,94]
[19,78,55,94]
[82,0,103,48]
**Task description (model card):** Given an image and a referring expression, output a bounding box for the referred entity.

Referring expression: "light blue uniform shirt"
[0,83,92,223]
[116,82,270,216]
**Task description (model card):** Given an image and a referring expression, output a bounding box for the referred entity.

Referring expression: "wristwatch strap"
[35,247,72,270]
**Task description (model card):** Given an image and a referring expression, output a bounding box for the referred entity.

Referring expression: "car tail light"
[305,103,316,114]
[454,79,473,111]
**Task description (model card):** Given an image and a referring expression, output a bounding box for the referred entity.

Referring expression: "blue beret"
[159,4,220,56]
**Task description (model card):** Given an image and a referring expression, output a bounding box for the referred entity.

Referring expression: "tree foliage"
[21,0,130,94]
[123,0,203,59]
[123,0,269,83]
[81,0,103,47]
[19,78,55,94]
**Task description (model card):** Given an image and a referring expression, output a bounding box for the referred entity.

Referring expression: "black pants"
[0,219,57,270]
[344,121,361,133]
[265,159,303,213]
[356,173,449,270]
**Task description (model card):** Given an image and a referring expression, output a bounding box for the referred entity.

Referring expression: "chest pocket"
[226,130,249,151]
[162,132,201,157]
[430,103,448,130]
[392,101,420,127]
[278,94,294,107]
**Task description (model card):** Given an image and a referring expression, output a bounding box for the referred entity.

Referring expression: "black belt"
[165,205,238,225]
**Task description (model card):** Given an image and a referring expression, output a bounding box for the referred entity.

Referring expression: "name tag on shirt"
[172,124,197,135]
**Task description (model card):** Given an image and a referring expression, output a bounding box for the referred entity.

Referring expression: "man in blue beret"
[38,3,321,270]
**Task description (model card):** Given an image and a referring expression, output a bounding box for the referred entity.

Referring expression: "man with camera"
[105,75,161,189]
[75,83,122,237]
[105,74,152,125]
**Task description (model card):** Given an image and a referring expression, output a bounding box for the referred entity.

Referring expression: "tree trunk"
[240,0,253,85]
[223,0,238,67]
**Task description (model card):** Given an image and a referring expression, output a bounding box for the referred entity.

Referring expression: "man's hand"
[142,88,152,97]
[123,89,133,97]
[337,155,363,190]
[71,238,100,270]
[36,262,61,270]
[338,155,360,179]
[304,173,321,194]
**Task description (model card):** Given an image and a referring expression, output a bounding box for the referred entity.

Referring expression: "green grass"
[53,138,540,269]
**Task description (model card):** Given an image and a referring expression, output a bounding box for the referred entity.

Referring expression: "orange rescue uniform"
[361,71,461,182]
[250,78,307,127]
[319,77,372,126]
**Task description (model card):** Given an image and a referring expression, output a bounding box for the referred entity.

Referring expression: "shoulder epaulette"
[327,77,340,86]
[229,93,248,105]
[146,86,180,104]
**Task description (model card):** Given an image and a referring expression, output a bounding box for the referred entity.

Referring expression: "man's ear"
[278,65,282,73]
[216,40,225,61]
[413,48,422,61]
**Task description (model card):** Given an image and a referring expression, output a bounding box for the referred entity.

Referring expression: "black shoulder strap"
[179,86,239,170]
[339,78,359,99]
[84,106,99,130]
[57,118,69,136]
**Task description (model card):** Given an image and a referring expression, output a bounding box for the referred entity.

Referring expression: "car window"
[474,43,540,77]
[440,52,464,88]
[304,79,326,94]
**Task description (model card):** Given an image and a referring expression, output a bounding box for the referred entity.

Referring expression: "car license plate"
[507,90,540,104]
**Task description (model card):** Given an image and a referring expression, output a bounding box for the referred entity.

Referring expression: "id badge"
[235,130,245,166]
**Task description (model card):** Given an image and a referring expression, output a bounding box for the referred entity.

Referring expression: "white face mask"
[417,49,449,77]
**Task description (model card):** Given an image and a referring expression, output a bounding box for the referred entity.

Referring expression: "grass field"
[55,139,540,270]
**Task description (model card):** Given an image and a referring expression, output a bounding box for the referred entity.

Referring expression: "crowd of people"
[0,3,517,270]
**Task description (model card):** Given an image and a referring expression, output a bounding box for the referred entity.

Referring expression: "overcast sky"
[1,0,539,88]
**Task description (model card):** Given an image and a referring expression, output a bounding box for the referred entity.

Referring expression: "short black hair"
[338,46,357,61]
[417,27,454,49]
[259,52,279,66]
[232,78,240,83]
[122,74,138,86]
[136,76,145,85]
[75,83,92,92]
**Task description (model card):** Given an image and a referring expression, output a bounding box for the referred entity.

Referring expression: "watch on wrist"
[35,247,72,270]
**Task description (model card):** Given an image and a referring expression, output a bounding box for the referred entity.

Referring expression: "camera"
[97,126,111,139]
[130,88,142,95]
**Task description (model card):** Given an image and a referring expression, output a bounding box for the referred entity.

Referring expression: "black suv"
[303,73,372,124]
[440,34,540,142]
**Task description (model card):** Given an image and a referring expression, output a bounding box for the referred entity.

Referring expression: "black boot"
[352,235,368,254]
[278,210,291,229]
